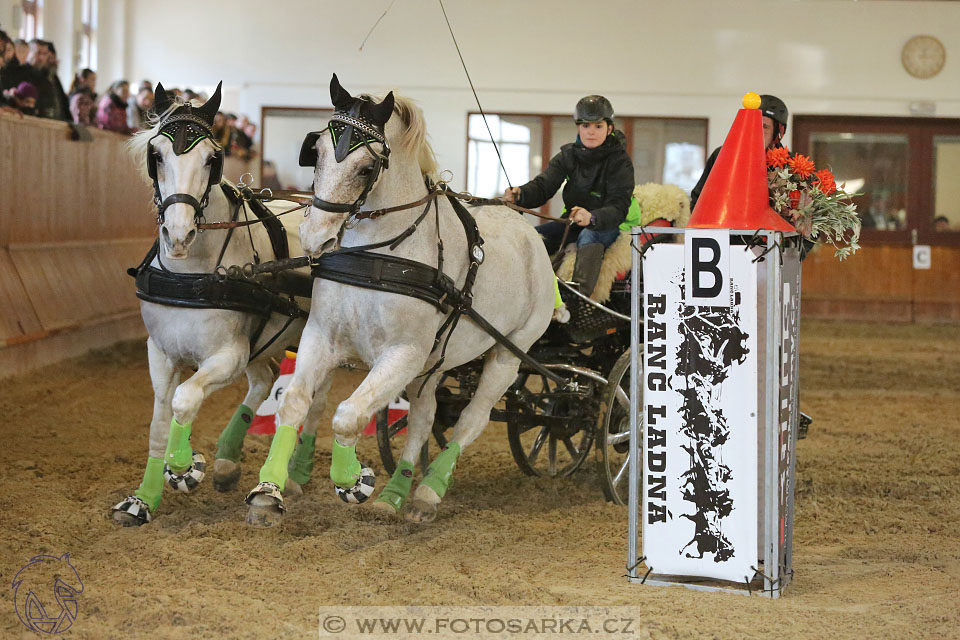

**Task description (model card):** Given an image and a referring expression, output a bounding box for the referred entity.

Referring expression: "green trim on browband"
[161,131,175,142]
[329,122,380,153]
[182,135,207,153]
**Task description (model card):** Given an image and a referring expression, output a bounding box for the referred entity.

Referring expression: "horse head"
[147,81,224,259]
[299,74,395,257]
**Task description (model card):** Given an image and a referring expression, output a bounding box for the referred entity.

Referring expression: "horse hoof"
[284,478,304,499]
[335,465,376,505]
[245,482,284,527]
[164,451,206,493]
[111,496,151,526]
[403,498,438,524]
[212,459,241,492]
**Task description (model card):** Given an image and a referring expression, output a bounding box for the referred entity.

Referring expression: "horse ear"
[197,81,222,125]
[154,82,171,115]
[330,73,353,110]
[368,91,395,127]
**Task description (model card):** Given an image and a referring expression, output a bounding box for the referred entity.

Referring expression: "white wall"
[108,0,960,189]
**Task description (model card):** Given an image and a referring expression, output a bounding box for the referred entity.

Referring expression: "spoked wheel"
[597,349,640,505]
[375,406,430,475]
[505,369,598,478]
[375,370,466,475]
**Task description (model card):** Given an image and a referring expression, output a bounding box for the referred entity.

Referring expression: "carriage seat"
[554,182,691,303]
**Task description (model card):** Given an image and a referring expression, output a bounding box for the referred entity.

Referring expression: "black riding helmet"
[759,94,788,132]
[575,95,614,124]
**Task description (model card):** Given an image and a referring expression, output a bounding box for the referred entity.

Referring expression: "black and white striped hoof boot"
[164,451,206,493]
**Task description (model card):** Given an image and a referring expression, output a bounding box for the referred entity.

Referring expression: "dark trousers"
[536,221,582,255]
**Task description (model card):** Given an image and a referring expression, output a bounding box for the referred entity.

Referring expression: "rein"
[193,183,573,231]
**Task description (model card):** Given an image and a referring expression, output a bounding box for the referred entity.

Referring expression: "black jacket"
[516,131,634,232]
[689,146,721,211]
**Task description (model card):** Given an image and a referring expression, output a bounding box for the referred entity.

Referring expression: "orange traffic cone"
[687,92,794,232]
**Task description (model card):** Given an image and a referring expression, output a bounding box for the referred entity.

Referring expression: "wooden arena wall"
[0,114,254,379]
[1,114,957,378]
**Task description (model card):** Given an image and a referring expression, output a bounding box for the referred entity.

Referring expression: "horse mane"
[371,93,438,181]
[126,100,192,183]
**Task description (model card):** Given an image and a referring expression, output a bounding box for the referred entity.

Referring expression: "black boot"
[572,243,605,297]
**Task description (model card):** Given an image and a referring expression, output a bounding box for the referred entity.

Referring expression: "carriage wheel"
[597,348,640,505]
[374,371,462,475]
[505,370,597,478]
[374,409,430,476]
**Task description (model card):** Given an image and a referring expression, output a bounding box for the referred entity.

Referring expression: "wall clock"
[902,35,946,79]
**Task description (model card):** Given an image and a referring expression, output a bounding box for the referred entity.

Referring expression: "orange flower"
[789,190,802,210]
[813,168,836,195]
[788,153,816,179]
[767,147,791,168]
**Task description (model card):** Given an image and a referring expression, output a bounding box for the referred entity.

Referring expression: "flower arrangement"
[767,147,861,259]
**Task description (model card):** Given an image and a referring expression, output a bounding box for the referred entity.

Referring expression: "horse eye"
[153,152,163,163]
[358,165,375,177]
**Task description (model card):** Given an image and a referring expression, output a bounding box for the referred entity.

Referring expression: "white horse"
[113,82,324,526]
[244,75,555,525]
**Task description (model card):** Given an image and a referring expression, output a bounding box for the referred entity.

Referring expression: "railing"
[0,113,256,377]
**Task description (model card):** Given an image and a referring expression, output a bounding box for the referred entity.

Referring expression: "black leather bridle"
[299,102,391,221]
[148,110,224,226]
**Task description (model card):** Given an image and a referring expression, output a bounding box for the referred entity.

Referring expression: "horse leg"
[112,338,180,526]
[371,372,442,517]
[328,346,429,504]
[212,360,273,492]
[246,326,333,526]
[283,374,332,498]
[406,347,522,524]
[162,345,247,494]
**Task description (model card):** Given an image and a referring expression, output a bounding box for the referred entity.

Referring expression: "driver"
[502,95,634,296]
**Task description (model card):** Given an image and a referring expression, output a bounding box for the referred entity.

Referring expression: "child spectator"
[68,68,96,125]
[4,80,38,115]
[96,80,132,133]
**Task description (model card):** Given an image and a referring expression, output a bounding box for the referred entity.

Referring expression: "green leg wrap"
[375,460,415,512]
[421,442,462,499]
[134,457,165,511]
[330,440,361,488]
[165,418,194,473]
[259,424,298,490]
[554,276,563,309]
[287,433,316,485]
[215,403,253,463]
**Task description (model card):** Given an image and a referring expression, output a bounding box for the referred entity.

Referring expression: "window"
[77,0,97,71]
[467,114,540,201]
[260,107,334,191]
[466,112,707,219]
[18,0,42,40]
[794,116,960,245]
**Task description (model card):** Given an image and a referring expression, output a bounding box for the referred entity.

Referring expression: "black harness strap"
[132,240,307,319]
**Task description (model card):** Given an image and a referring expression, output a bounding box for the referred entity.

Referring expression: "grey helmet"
[575,95,614,124]
[759,94,788,131]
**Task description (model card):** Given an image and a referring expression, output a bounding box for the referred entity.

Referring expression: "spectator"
[1,30,31,92]
[3,80,38,115]
[43,41,70,119]
[934,215,951,232]
[233,114,253,156]
[96,80,132,133]
[68,68,96,125]
[218,112,237,155]
[14,39,28,64]
[26,39,68,120]
[127,84,154,130]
